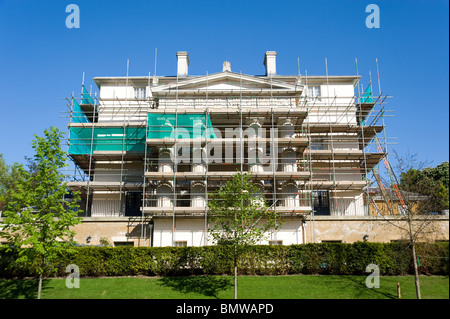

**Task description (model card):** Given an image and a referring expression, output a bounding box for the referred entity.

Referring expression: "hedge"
[0,242,448,278]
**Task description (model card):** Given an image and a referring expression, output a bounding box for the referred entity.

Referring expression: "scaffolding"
[62,60,394,247]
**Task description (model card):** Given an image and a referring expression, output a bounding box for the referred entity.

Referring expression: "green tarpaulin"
[81,85,95,105]
[147,113,217,139]
[72,99,89,123]
[361,84,374,104]
[69,113,216,155]
[69,126,146,155]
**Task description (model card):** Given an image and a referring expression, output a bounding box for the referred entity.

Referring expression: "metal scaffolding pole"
[140,72,151,246]
[269,74,278,242]
[85,86,96,217]
[325,58,338,215]
[204,72,209,246]
[119,59,130,216]
[355,58,371,216]
[172,73,179,247]
[305,70,316,243]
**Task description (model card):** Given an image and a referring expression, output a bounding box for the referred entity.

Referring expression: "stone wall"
[70,215,449,247]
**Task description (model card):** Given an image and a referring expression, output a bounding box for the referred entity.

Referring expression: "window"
[114,241,134,246]
[313,191,330,215]
[268,240,283,245]
[134,87,146,99]
[125,192,142,217]
[307,86,321,101]
[397,204,407,215]
[174,241,187,247]
[310,138,325,150]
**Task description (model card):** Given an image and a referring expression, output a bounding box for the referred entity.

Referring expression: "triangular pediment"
[151,71,303,96]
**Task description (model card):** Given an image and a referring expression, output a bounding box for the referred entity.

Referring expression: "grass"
[0,275,448,299]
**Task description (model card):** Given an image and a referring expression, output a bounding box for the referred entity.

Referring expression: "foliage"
[99,237,112,247]
[398,158,449,211]
[0,242,447,278]
[0,154,27,211]
[0,127,82,282]
[207,172,281,248]
[423,162,449,190]
[207,172,282,297]
[389,152,448,299]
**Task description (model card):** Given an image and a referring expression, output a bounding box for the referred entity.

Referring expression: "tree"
[400,159,449,212]
[0,127,82,299]
[372,151,448,299]
[207,172,281,299]
[0,154,26,211]
[423,162,449,190]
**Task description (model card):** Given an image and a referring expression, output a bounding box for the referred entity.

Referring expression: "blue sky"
[0,0,448,168]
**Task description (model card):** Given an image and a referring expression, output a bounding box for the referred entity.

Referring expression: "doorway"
[125,192,142,217]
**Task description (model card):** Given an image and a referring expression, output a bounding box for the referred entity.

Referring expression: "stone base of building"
[72,215,450,247]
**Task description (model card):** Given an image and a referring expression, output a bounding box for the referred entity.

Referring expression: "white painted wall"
[263,219,304,245]
[330,192,366,216]
[153,218,206,247]
[94,162,143,183]
[151,218,305,247]
[91,193,121,217]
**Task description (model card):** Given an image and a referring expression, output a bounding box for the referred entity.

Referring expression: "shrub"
[0,242,447,278]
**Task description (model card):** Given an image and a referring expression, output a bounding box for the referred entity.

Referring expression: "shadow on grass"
[341,276,397,299]
[0,278,51,299]
[158,276,232,299]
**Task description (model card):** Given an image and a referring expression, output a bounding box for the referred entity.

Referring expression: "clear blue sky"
[0,0,448,168]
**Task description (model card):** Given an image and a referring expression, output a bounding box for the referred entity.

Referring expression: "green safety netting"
[361,84,374,104]
[356,84,375,127]
[69,114,216,155]
[82,85,95,105]
[147,113,217,139]
[72,98,89,123]
[69,126,146,155]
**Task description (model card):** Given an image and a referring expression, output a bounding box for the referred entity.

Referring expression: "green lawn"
[0,275,448,299]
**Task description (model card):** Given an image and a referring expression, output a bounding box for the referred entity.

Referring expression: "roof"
[93,73,360,88]
[368,187,428,201]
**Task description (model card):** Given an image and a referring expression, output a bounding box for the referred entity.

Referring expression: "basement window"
[268,240,283,245]
[174,241,188,247]
[114,241,134,247]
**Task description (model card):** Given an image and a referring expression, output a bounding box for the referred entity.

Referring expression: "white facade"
[68,51,385,246]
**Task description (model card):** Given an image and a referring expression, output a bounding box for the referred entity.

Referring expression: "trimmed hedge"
[0,242,448,278]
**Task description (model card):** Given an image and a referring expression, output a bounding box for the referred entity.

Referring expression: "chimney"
[264,51,277,76]
[177,51,189,77]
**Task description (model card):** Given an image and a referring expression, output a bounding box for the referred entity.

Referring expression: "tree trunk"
[37,273,43,299]
[407,212,421,299]
[411,242,421,299]
[234,248,237,299]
